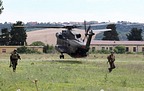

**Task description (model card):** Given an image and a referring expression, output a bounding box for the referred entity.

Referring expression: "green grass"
[0,54,144,91]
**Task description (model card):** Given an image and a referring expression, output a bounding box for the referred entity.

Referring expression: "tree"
[0,28,10,45]
[102,24,119,41]
[10,21,27,45]
[0,0,4,14]
[126,28,143,41]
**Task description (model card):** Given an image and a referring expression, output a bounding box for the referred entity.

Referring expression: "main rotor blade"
[13,26,64,28]
[14,25,82,29]
[92,29,111,31]
[90,23,115,26]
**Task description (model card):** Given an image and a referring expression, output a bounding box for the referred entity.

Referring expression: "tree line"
[102,24,143,41]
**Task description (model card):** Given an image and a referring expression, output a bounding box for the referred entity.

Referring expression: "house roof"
[91,40,144,45]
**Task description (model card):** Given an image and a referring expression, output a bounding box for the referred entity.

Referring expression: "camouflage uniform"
[107,51,116,72]
[10,50,21,72]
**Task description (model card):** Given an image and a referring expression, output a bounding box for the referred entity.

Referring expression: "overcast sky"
[0,0,144,23]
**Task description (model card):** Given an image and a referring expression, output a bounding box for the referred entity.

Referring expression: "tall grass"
[0,54,144,91]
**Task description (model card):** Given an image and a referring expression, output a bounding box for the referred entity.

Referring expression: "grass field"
[0,53,144,91]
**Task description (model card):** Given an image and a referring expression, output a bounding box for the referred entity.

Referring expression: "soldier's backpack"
[11,53,18,59]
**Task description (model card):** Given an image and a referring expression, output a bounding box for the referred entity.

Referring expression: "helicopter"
[15,21,111,59]
[54,24,111,59]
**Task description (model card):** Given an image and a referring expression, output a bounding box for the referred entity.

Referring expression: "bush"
[43,44,54,53]
[17,46,41,54]
[30,41,45,46]
[95,49,110,54]
[114,45,126,54]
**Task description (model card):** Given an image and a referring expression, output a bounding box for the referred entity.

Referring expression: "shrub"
[95,49,110,54]
[17,46,41,54]
[114,45,126,54]
[43,44,54,53]
[30,41,45,46]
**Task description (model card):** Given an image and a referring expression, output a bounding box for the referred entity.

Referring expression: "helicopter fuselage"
[55,29,94,58]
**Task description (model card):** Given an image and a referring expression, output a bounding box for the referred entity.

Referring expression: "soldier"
[107,51,116,72]
[10,50,21,72]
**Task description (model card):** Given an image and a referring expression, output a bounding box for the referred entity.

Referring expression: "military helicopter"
[15,21,111,59]
[55,25,94,59]
[55,24,112,58]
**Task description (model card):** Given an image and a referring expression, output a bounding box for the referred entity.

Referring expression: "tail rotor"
[83,21,91,42]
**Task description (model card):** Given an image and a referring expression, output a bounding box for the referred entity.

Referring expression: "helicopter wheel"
[60,54,64,59]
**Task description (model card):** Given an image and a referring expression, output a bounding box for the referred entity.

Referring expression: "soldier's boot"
[13,67,16,72]
[108,68,112,72]
[112,65,116,69]
[13,68,15,72]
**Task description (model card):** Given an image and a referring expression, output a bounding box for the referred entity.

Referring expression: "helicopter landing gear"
[60,53,64,59]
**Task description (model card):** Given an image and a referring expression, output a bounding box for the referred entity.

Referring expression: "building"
[90,40,144,53]
[0,46,43,54]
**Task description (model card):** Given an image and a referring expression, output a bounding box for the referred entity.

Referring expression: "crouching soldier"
[10,50,21,72]
[107,51,116,72]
